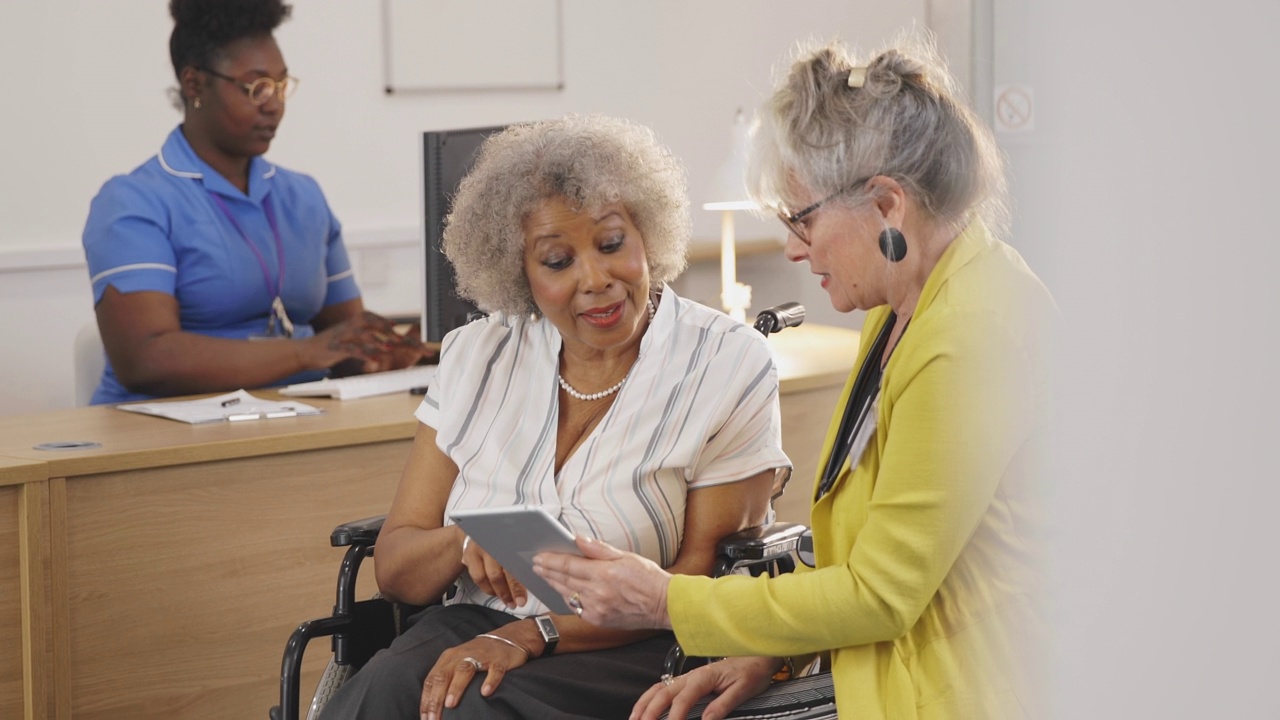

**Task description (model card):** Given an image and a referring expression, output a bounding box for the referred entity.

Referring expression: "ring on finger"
[661,673,675,687]
[461,656,483,671]
[568,592,584,614]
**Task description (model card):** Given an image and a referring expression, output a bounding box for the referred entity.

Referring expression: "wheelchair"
[268,303,839,720]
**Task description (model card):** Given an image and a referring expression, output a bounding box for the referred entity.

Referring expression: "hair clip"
[847,67,868,89]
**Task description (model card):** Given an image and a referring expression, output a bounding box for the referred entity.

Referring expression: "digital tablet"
[448,505,584,614]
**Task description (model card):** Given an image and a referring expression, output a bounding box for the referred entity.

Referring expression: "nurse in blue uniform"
[82,0,426,405]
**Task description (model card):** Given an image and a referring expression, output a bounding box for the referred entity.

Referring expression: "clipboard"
[449,505,584,614]
[115,390,324,424]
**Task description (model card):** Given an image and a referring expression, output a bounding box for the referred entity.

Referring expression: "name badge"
[844,395,880,473]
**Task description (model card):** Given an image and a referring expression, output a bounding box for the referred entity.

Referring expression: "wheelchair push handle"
[753,302,805,337]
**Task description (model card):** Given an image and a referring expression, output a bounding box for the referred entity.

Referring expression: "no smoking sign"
[994,85,1034,133]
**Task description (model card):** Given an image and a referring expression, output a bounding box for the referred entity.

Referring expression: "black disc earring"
[879,227,908,262]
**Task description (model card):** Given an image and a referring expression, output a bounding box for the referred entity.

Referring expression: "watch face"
[536,615,559,640]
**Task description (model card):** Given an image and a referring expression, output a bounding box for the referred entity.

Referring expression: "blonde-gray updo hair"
[748,33,1009,238]
[443,114,691,316]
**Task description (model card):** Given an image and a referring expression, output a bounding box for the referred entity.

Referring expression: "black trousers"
[318,603,676,720]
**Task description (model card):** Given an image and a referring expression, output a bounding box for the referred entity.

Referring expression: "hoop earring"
[878,227,907,262]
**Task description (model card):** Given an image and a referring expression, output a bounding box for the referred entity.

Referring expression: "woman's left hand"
[632,656,780,720]
[420,631,532,720]
[533,536,674,630]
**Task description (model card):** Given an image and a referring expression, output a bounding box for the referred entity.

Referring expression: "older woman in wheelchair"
[536,35,1056,720]
[312,114,790,720]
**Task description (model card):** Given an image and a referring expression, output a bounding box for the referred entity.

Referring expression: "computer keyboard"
[279,365,438,400]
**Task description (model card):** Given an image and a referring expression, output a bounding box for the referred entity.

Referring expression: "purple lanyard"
[208,192,285,302]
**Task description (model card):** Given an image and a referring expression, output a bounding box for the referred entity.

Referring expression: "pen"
[225,408,298,422]
[221,397,241,407]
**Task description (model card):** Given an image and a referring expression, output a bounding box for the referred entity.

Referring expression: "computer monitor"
[421,124,510,342]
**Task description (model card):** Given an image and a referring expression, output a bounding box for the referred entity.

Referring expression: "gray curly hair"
[443,114,691,316]
[748,32,1009,239]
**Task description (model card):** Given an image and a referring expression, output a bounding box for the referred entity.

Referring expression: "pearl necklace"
[558,374,628,401]
[557,299,656,402]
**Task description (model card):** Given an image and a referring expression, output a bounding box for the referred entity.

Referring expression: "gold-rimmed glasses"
[202,68,299,105]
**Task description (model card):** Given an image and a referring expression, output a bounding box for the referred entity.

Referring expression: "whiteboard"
[383,0,563,92]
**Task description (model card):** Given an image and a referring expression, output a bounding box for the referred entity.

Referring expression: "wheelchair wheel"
[305,659,354,720]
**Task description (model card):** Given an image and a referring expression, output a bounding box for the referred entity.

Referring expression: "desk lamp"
[702,109,757,323]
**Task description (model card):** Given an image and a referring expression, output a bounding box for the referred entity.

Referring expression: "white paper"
[280,365,438,400]
[115,389,323,425]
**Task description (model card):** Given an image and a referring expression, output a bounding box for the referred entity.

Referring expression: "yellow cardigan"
[668,222,1055,719]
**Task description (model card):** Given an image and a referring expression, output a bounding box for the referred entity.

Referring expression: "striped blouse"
[415,286,790,617]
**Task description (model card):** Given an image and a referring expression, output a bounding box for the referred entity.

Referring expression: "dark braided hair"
[168,0,292,78]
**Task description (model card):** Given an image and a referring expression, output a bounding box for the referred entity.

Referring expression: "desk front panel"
[61,439,407,719]
[1,484,23,719]
[775,384,842,526]
[1,465,57,720]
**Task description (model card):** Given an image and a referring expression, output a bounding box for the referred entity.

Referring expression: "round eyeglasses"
[201,68,299,105]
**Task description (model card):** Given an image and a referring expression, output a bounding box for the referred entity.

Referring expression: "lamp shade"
[703,109,758,211]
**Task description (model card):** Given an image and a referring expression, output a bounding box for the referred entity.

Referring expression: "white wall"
[0,1,929,414]
[998,2,1280,718]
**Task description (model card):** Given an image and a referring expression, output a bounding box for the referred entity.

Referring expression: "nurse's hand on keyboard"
[313,311,436,375]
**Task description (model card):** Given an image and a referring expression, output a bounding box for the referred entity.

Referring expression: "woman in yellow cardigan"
[535,35,1056,720]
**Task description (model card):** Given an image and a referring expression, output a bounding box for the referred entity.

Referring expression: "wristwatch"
[533,614,559,657]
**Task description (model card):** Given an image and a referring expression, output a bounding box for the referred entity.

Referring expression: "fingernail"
[422,714,430,720]
[482,684,492,696]
[445,694,455,707]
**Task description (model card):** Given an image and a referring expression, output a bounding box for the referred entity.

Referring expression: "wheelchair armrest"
[331,515,387,547]
[716,522,808,562]
[668,523,813,679]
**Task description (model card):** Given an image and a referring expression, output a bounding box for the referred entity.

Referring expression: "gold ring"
[461,656,483,671]
[568,592,583,612]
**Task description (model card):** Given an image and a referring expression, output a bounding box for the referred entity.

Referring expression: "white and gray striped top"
[416,287,790,617]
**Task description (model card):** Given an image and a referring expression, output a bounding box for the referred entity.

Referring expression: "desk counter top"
[0,456,47,487]
[0,323,859,484]
[770,323,860,395]
[0,392,423,483]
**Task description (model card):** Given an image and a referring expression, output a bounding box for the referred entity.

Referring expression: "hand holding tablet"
[449,505,585,614]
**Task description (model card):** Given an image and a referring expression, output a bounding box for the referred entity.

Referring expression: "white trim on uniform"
[157,146,202,179]
[89,262,178,285]
[326,268,354,283]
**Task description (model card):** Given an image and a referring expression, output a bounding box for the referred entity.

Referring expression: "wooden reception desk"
[0,323,858,719]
